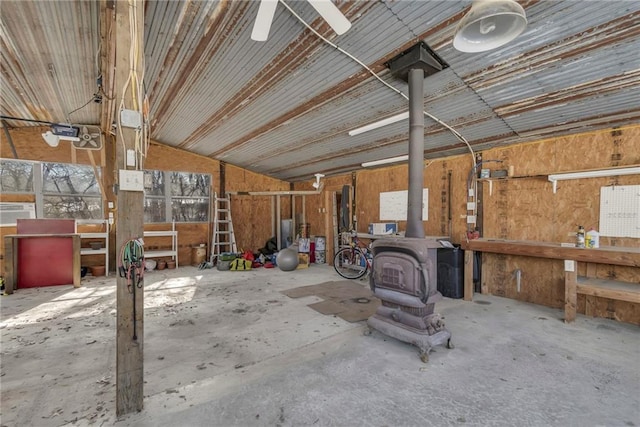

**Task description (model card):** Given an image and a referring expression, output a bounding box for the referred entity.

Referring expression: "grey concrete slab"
[1,265,639,427]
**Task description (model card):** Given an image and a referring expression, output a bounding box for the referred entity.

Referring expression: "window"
[0,159,35,193]
[144,170,210,223]
[143,170,166,223]
[41,162,102,219]
[171,172,210,222]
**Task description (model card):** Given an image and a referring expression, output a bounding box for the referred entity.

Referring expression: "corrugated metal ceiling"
[1,0,639,182]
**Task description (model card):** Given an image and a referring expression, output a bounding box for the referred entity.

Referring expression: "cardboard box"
[298,238,311,253]
[368,223,398,235]
[297,253,309,269]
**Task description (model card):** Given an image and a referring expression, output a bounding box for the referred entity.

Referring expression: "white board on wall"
[379,189,428,221]
[599,185,640,238]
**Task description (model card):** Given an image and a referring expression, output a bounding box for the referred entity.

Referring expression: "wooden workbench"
[459,238,640,300]
[3,233,82,294]
[460,238,640,321]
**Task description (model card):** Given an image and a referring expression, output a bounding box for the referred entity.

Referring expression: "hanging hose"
[118,239,145,340]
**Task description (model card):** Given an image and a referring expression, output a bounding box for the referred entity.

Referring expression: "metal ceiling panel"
[2,1,639,182]
[1,1,101,125]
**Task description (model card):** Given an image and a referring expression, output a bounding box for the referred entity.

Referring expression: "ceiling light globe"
[453,0,527,53]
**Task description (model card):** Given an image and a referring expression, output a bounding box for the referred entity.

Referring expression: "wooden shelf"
[143,222,178,266]
[145,250,177,258]
[77,220,109,276]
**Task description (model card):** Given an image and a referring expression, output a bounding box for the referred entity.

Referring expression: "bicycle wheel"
[334,247,368,279]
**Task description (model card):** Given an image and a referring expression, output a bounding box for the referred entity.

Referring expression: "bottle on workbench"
[576,225,586,248]
[586,228,600,249]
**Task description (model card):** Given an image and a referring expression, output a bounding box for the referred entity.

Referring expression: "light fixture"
[348,112,409,136]
[361,155,409,168]
[312,173,325,189]
[251,0,351,42]
[453,0,527,53]
[548,166,640,193]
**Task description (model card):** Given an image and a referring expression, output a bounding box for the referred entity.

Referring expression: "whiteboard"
[599,185,640,238]
[380,189,428,221]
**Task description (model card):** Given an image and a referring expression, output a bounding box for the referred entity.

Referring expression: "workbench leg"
[564,264,577,323]
[464,249,474,301]
[3,236,16,295]
[72,235,81,288]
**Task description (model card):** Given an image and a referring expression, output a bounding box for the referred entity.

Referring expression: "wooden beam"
[114,0,145,416]
[464,248,474,301]
[100,0,117,134]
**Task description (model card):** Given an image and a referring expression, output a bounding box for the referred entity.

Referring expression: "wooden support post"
[464,248,474,301]
[3,236,16,295]
[72,235,81,288]
[114,0,145,416]
[564,261,577,323]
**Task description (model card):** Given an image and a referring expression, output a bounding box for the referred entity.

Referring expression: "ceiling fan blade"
[307,0,351,35]
[251,0,279,41]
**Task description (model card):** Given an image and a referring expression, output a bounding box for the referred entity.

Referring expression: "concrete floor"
[1,264,639,427]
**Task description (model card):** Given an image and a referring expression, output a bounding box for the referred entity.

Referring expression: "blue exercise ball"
[276,249,299,271]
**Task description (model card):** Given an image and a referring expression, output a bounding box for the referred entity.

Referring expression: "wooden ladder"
[210,192,237,264]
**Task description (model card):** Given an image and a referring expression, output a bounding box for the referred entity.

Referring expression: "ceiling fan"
[251,0,351,42]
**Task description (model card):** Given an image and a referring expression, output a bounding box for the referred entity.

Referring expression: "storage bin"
[437,247,464,299]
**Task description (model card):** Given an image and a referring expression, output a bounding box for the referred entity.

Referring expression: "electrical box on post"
[120,109,142,129]
[119,170,144,191]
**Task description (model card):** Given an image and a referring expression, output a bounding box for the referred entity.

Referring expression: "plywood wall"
[354,154,474,242]
[477,125,640,324]
[0,128,291,269]
[225,164,293,252]
[2,125,638,323]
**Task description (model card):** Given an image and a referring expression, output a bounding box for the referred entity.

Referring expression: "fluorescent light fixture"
[361,155,409,168]
[348,111,409,136]
[548,166,640,193]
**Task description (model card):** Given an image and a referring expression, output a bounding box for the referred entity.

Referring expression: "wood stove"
[367,236,452,362]
[366,42,452,362]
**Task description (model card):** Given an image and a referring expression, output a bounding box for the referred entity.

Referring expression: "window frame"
[0,158,36,194]
[38,161,103,220]
[144,169,211,223]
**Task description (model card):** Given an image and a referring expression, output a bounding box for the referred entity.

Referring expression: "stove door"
[371,251,425,300]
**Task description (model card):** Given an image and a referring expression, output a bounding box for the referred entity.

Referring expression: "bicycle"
[333,231,373,280]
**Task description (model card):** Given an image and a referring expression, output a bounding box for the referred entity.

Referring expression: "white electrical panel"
[120,109,142,129]
[119,169,144,192]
